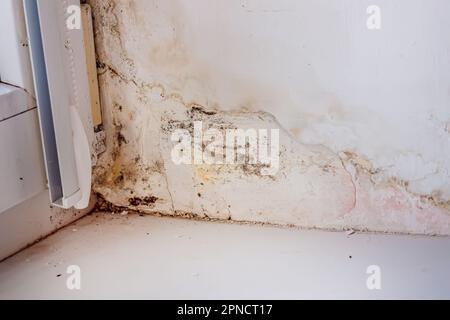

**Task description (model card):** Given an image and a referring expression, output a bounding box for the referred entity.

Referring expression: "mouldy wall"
[89,0,450,235]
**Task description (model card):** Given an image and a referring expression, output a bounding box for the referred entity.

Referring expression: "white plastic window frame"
[23,0,93,209]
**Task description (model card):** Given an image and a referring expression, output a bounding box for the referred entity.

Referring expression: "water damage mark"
[339,150,450,212]
[89,0,450,234]
[97,57,450,218]
[95,193,302,229]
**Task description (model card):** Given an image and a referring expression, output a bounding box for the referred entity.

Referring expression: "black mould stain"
[128,196,159,207]
[190,105,217,116]
[117,131,127,146]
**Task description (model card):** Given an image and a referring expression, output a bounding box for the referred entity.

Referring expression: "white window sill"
[0,82,35,122]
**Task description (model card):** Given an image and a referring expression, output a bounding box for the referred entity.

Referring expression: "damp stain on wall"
[88,0,450,235]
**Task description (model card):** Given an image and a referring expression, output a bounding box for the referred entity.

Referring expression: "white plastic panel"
[23,0,93,209]
[0,0,34,94]
[0,109,47,213]
[0,83,35,122]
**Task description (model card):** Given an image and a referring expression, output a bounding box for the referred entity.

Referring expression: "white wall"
[91,0,450,234]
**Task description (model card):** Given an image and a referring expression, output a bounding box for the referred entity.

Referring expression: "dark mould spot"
[128,196,159,206]
[197,193,201,197]
[128,197,142,206]
[190,105,217,116]
[143,196,158,204]
[96,60,106,69]
[117,132,127,146]
[115,173,124,184]
[94,123,104,133]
